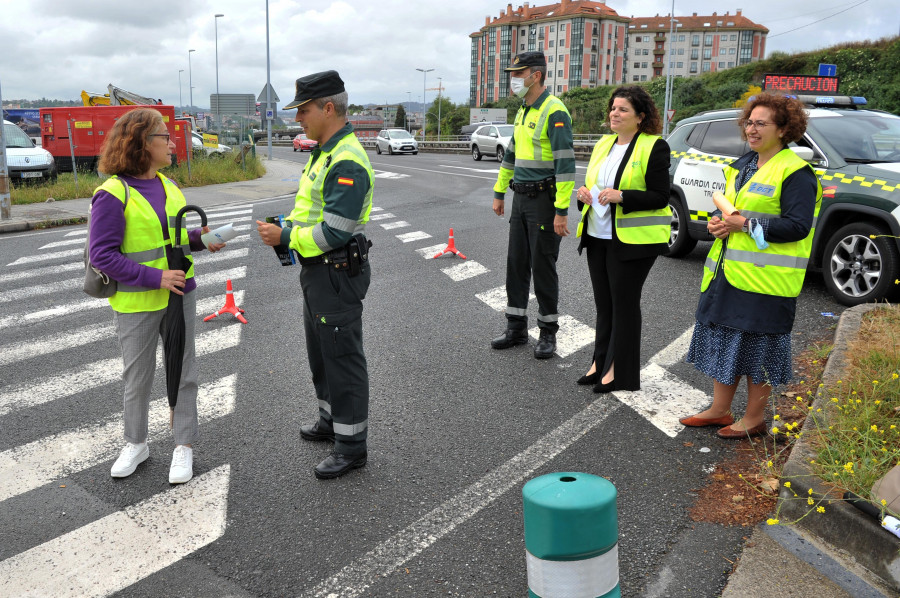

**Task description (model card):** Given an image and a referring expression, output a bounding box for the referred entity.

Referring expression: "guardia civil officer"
[491,51,575,359]
[257,71,374,479]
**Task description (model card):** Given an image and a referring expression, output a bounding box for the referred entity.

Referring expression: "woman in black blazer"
[574,86,671,392]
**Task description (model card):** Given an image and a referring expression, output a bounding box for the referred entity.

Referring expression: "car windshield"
[808,112,900,163]
[497,125,514,137]
[389,130,412,139]
[3,123,35,149]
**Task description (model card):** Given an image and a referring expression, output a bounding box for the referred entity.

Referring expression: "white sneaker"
[111,442,149,478]
[169,445,193,484]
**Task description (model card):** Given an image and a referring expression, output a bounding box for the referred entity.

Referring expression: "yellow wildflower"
[808,498,814,505]
[817,506,825,513]
[766,518,779,525]
[771,427,780,434]
[784,481,791,488]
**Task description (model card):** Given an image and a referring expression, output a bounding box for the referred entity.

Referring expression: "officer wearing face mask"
[491,51,575,359]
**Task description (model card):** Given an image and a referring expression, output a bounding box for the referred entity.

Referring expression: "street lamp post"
[188,49,195,116]
[662,1,676,137]
[215,13,224,131]
[178,69,184,111]
[264,0,272,159]
[406,91,411,132]
[415,67,433,138]
[437,77,442,141]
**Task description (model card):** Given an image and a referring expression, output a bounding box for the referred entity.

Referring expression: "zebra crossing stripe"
[0,277,81,303]
[395,231,431,243]
[0,261,81,285]
[185,208,253,220]
[41,221,251,250]
[0,375,236,503]
[415,244,446,258]
[369,213,396,221]
[380,221,410,230]
[0,324,242,417]
[7,248,81,266]
[0,292,244,367]
[0,267,247,330]
[441,260,489,281]
[64,230,87,237]
[0,464,230,597]
[528,315,594,358]
[475,286,535,312]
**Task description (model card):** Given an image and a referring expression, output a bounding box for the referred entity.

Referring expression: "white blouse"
[586,142,628,239]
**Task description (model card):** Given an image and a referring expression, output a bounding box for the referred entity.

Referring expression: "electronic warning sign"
[763,74,839,94]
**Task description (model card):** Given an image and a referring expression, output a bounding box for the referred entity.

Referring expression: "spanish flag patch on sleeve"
[337,177,354,186]
[554,122,564,127]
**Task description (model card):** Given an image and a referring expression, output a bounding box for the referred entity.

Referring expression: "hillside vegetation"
[483,36,900,134]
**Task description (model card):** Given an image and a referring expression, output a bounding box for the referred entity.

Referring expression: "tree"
[394,104,406,128]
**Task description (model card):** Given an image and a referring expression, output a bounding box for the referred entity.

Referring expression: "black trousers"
[299,261,371,455]
[584,235,657,391]
[505,189,562,333]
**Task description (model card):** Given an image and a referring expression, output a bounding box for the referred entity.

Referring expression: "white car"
[470,124,513,162]
[191,132,232,156]
[3,120,56,183]
[375,129,418,155]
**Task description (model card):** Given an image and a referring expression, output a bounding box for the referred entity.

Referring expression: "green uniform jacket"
[281,123,374,257]
[493,89,575,215]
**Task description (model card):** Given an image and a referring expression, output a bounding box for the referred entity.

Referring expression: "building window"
[702,61,711,72]
[549,40,554,47]
[720,34,727,41]
[719,61,725,68]
[550,25,555,32]
[641,62,648,68]
[521,44,525,50]
[691,48,698,59]
[691,34,699,46]
[676,48,683,55]
[703,48,712,59]
[560,24,566,31]
[730,34,737,41]
[720,48,726,55]
[678,34,685,41]
[635,35,642,42]
[557,85,563,92]
[520,29,526,36]
[558,69,564,77]
[704,34,713,45]
[727,61,734,67]
[548,55,554,62]
[641,75,647,81]
[633,61,640,68]
[559,39,565,47]
[729,47,736,54]
[690,62,697,73]
[642,48,649,55]
[558,55,564,61]
[633,75,640,81]
[548,71,553,78]
[676,61,683,68]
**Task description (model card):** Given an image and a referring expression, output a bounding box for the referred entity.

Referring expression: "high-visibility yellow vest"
[576,133,671,243]
[701,148,822,297]
[287,132,374,257]
[95,174,194,313]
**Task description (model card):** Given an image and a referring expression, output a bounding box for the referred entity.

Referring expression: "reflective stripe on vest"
[576,133,672,244]
[700,149,823,298]
[96,174,194,313]
[290,134,374,256]
[512,96,569,174]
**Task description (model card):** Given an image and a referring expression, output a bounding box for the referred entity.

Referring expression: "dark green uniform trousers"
[505,189,562,334]
[300,262,371,456]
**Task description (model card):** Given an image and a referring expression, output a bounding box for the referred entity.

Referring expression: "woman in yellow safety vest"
[88,108,226,483]
[680,93,821,439]
[574,86,672,393]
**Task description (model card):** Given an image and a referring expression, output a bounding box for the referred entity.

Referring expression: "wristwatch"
[741,218,751,233]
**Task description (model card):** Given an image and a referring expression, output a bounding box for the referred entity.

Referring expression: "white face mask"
[510,73,533,98]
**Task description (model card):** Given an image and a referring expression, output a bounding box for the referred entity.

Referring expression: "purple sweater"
[88,175,205,295]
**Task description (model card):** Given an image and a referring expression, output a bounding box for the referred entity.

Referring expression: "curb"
[0,216,88,234]
[780,303,900,591]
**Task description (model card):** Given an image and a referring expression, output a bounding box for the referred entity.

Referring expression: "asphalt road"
[0,149,846,597]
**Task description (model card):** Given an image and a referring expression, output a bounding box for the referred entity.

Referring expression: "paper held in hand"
[712,191,739,216]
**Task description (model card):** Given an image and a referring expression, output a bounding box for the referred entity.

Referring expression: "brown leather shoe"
[717,422,767,439]
[679,414,735,427]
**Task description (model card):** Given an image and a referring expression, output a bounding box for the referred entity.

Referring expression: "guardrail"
[257,139,596,159]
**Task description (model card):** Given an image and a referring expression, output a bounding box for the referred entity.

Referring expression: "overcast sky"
[1,0,896,110]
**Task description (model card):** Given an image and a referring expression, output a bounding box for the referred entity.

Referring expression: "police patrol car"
[666,95,900,306]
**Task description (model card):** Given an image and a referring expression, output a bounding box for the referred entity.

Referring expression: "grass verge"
[10,152,266,205]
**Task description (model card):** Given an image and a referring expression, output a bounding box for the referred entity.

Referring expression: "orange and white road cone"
[432,228,467,259]
[204,279,247,324]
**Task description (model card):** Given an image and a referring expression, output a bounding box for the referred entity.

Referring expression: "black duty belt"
[510,178,556,196]
[297,234,372,277]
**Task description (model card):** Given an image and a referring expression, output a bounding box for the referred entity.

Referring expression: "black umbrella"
[163,205,207,427]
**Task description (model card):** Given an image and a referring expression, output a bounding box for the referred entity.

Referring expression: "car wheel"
[388,146,393,155]
[293,147,297,152]
[472,145,482,161]
[664,194,698,258]
[822,222,900,306]
[375,144,382,154]
[413,151,418,155]
[496,146,504,163]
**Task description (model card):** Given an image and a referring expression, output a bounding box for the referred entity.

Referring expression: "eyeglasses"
[150,133,171,142]
[740,119,772,130]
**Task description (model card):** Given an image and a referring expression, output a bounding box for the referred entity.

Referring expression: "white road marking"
[373,171,410,179]
[0,277,81,303]
[7,248,81,266]
[0,292,244,367]
[309,400,620,598]
[0,323,242,416]
[395,231,432,243]
[0,375,236,503]
[64,230,87,237]
[368,162,495,181]
[185,208,252,220]
[371,207,384,212]
[440,165,501,174]
[0,465,230,598]
[194,246,250,264]
[441,260,489,281]
[368,213,396,221]
[475,285,535,312]
[39,237,87,249]
[650,325,695,367]
[0,261,81,285]
[415,244,448,258]
[380,221,410,230]
[0,268,247,330]
[612,362,711,438]
[528,315,595,359]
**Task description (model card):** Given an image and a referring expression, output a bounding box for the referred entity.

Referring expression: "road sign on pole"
[667,109,676,123]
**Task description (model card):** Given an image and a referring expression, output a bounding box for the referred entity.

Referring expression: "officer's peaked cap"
[284,70,345,109]
[504,51,546,71]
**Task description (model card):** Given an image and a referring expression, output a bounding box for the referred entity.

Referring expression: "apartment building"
[470,2,768,106]
[627,11,767,82]
[470,0,630,106]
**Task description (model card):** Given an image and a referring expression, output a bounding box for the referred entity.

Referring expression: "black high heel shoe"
[577,372,599,385]
[593,380,615,393]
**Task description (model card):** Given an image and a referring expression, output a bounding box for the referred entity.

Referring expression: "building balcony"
[653,48,665,55]
[652,60,664,68]
[654,34,666,42]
